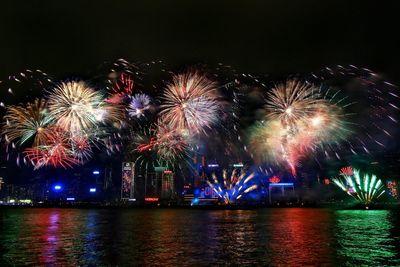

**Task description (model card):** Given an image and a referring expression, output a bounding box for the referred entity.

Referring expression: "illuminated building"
[121,162,135,200]
[161,170,175,200]
[268,183,295,204]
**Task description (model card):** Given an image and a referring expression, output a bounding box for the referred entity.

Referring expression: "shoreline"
[1,202,399,210]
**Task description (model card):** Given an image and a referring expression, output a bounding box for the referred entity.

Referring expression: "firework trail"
[0,69,54,107]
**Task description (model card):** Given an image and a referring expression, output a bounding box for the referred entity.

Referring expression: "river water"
[1,208,399,266]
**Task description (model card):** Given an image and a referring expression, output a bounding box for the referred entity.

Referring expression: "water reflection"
[40,212,59,264]
[266,208,335,266]
[1,208,399,266]
[335,210,400,266]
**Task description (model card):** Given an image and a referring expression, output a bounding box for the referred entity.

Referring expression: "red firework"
[24,127,79,169]
[107,73,134,104]
[137,137,157,153]
[340,166,354,176]
[71,135,92,162]
[155,122,189,161]
[269,176,281,184]
[24,145,78,169]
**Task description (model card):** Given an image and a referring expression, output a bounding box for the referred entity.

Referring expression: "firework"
[265,80,323,175]
[70,135,92,163]
[129,121,191,170]
[100,103,126,129]
[128,127,159,172]
[308,65,400,156]
[332,168,385,205]
[340,166,354,176]
[251,80,350,175]
[128,94,151,118]
[248,119,315,174]
[155,122,191,163]
[106,73,134,104]
[265,80,324,123]
[2,99,53,147]
[248,120,290,165]
[24,127,79,169]
[47,81,104,133]
[386,181,398,199]
[269,175,281,183]
[160,72,222,134]
[205,170,258,204]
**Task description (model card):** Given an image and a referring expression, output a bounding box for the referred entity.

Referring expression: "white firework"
[128,94,151,118]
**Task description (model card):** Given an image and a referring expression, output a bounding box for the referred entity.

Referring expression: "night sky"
[1,1,400,183]
[1,1,399,80]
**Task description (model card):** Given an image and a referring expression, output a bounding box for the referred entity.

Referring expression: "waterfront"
[1,208,399,266]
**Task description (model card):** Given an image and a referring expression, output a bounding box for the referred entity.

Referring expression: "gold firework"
[2,99,53,147]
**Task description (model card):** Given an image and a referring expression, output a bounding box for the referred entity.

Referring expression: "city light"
[54,185,62,191]
[233,163,244,168]
[66,197,75,201]
[89,188,96,193]
[93,170,100,175]
[208,164,219,168]
[145,197,159,202]
[269,183,294,187]
[191,198,200,206]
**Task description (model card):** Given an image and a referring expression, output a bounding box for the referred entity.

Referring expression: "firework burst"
[205,169,258,204]
[128,94,151,118]
[332,168,385,205]
[265,80,324,123]
[250,80,351,175]
[106,73,134,104]
[2,99,53,147]
[70,135,92,163]
[47,81,104,133]
[308,65,400,157]
[129,121,192,170]
[155,122,191,164]
[160,72,222,134]
[24,127,79,169]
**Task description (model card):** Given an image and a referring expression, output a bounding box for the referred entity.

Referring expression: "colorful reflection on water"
[0,208,399,266]
[335,210,400,266]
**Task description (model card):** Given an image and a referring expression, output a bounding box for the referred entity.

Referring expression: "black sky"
[1,0,399,81]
